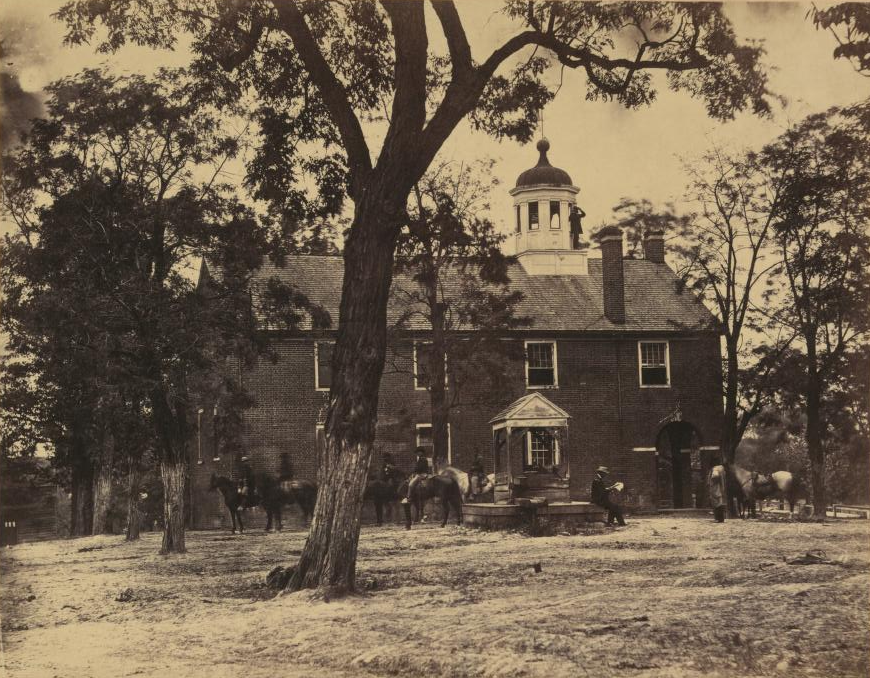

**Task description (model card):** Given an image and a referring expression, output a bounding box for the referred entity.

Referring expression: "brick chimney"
[597,225,625,324]
[643,229,666,263]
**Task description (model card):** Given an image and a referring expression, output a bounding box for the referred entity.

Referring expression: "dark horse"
[209,474,245,534]
[398,475,463,529]
[260,474,318,531]
[364,477,401,526]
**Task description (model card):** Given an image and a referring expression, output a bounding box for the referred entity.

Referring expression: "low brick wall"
[463,501,605,532]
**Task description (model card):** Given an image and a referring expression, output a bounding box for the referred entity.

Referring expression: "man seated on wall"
[402,447,431,504]
[591,466,626,526]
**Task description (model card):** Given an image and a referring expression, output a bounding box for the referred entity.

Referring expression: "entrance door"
[656,422,700,509]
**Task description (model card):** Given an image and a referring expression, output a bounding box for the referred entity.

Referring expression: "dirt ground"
[1,514,868,678]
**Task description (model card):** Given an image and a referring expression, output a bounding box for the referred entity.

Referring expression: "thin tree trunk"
[70,460,94,537]
[287,200,401,594]
[91,425,114,534]
[721,341,740,464]
[125,456,142,541]
[805,340,826,515]
[429,301,450,470]
[160,459,186,554]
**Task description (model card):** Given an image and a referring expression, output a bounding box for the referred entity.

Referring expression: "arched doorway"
[656,422,703,509]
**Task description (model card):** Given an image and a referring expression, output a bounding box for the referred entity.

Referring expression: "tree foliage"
[810,2,870,76]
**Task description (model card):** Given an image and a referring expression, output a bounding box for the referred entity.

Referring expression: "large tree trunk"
[91,425,114,534]
[160,459,186,553]
[287,199,401,594]
[150,382,189,554]
[428,300,450,470]
[70,460,94,537]
[125,456,142,541]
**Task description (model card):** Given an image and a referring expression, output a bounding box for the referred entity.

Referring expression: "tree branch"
[269,0,372,196]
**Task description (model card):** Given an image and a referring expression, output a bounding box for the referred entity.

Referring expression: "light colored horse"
[753,471,799,514]
[439,466,495,502]
[730,465,799,517]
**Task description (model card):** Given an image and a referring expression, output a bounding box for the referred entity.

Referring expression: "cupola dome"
[515,138,573,188]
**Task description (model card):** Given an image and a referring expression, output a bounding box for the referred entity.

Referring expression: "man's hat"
[414,446,427,455]
[596,466,609,474]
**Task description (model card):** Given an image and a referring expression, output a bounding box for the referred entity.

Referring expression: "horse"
[439,466,495,502]
[364,476,401,526]
[257,473,317,531]
[275,477,318,526]
[398,474,463,529]
[209,474,245,534]
[728,465,799,518]
[750,470,800,515]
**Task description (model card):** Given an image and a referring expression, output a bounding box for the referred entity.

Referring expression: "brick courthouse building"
[189,140,723,528]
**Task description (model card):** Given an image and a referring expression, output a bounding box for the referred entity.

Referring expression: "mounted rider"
[237,453,257,509]
[402,447,431,504]
[380,452,399,485]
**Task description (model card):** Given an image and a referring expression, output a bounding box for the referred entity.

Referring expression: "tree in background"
[391,159,528,468]
[599,198,691,260]
[677,149,798,464]
[1,67,272,552]
[810,2,870,76]
[761,100,870,511]
[60,0,772,592]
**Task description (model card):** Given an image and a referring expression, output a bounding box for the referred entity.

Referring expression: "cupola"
[509,138,588,275]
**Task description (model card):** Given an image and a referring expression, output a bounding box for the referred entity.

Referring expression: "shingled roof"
[250,254,718,334]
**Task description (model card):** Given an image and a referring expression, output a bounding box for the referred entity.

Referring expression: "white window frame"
[525,429,560,467]
[415,422,452,464]
[524,340,558,389]
[549,200,561,230]
[528,201,540,230]
[314,341,334,392]
[413,341,448,391]
[638,340,671,388]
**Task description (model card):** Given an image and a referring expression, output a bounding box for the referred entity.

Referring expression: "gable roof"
[250,254,718,334]
[490,392,571,427]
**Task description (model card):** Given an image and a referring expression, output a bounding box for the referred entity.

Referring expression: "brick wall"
[189,332,723,528]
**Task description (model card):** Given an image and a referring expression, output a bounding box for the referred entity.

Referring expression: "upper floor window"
[315,341,334,391]
[515,205,521,233]
[549,201,561,229]
[639,341,670,387]
[413,341,447,391]
[529,202,539,230]
[525,341,557,388]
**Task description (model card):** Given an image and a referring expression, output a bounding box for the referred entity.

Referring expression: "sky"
[0,1,866,250]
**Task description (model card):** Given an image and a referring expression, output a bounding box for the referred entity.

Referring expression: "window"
[416,423,452,465]
[515,205,521,233]
[525,429,559,469]
[529,202,539,230]
[316,424,326,454]
[549,201,561,229]
[413,341,447,391]
[639,341,670,387]
[315,341,334,391]
[525,341,557,388]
